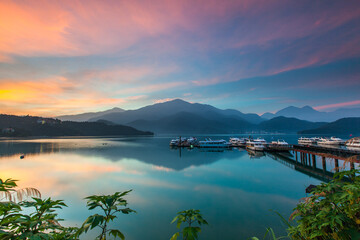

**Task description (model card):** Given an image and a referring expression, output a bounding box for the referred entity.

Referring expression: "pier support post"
[295,151,298,162]
[322,157,326,173]
[335,159,339,172]
[312,155,316,169]
[308,153,311,166]
[306,153,309,166]
[301,152,304,165]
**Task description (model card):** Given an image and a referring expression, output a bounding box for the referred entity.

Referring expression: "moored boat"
[345,137,360,149]
[271,139,289,146]
[169,137,198,147]
[330,137,345,145]
[246,140,265,151]
[317,137,343,145]
[268,139,290,151]
[298,137,316,145]
[253,138,268,146]
[169,138,180,147]
[199,138,230,148]
[229,137,247,147]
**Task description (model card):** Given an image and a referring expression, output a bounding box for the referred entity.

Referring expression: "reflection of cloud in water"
[152,165,174,172]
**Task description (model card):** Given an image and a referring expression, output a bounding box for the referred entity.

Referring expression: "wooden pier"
[171,139,360,181]
[292,144,360,161]
[289,144,360,179]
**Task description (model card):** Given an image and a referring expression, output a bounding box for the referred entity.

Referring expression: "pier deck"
[292,144,360,162]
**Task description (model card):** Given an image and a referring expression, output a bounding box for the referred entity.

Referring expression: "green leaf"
[170,232,179,240]
[109,229,125,240]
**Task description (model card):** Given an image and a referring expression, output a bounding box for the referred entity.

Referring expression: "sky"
[0,0,360,116]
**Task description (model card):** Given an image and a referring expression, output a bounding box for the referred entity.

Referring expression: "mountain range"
[261,106,360,122]
[58,107,124,122]
[299,118,360,135]
[55,99,360,134]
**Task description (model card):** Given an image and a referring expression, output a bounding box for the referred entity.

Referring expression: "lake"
[0,134,351,239]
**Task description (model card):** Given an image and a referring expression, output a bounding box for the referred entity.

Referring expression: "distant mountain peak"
[171,98,188,103]
[302,105,315,110]
[57,107,125,122]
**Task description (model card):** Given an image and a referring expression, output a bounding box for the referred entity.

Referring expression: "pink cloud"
[0,0,261,60]
[154,98,176,104]
[314,100,360,110]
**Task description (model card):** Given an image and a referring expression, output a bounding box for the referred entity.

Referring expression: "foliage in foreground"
[0,178,135,239]
[250,227,284,240]
[286,169,360,240]
[170,209,208,240]
[77,191,136,240]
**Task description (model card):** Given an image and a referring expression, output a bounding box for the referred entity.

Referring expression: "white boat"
[317,137,343,145]
[311,137,320,143]
[229,137,246,147]
[253,138,268,146]
[186,137,198,145]
[199,138,230,148]
[169,138,180,147]
[170,137,198,147]
[268,139,290,151]
[246,140,265,151]
[271,139,289,146]
[298,137,316,145]
[345,137,360,149]
[330,137,345,145]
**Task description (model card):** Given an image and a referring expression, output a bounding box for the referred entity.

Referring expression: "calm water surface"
[0,135,350,239]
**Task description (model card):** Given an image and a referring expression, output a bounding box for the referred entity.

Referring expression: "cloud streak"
[314,100,360,111]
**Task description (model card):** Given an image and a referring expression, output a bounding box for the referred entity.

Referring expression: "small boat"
[229,137,246,147]
[311,137,320,143]
[271,139,289,146]
[246,140,265,151]
[330,137,345,145]
[169,138,180,147]
[186,137,198,145]
[345,137,360,149]
[298,137,316,145]
[170,137,198,147]
[198,138,230,148]
[317,137,343,145]
[268,139,290,151]
[253,138,268,146]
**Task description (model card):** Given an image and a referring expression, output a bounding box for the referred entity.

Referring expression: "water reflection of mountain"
[72,143,247,171]
[0,138,247,171]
